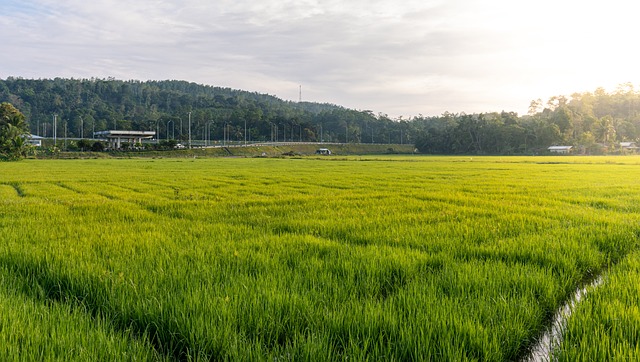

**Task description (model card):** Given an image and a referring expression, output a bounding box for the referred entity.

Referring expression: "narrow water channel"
[523,276,603,362]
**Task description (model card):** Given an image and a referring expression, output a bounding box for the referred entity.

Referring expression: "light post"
[166,120,174,141]
[207,120,214,146]
[156,120,160,144]
[205,122,208,146]
[223,122,228,146]
[188,111,192,148]
[53,114,57,147]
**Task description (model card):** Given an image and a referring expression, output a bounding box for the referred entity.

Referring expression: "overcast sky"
[2,0,639,117]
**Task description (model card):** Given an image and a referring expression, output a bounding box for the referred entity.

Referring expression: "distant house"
[620,142,638,152]
[548,146,573,154]
[26,134,44,147]
[315,148,332,155]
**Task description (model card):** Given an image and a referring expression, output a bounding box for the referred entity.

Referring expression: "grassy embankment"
[0,156,639,360]
[33,143,416,159]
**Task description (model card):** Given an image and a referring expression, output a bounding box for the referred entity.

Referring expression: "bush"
[77,139,93,151]
[91,142,105,152]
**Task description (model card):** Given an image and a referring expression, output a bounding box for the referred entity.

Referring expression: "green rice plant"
[0,259,166,361]
[556,251,640,361]
[1,156,640,360]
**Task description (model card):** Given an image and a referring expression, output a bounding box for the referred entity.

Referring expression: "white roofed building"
[93,130,155,149]
[547,146,573,154]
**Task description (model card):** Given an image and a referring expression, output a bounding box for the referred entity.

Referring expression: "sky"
[2,0,640,118]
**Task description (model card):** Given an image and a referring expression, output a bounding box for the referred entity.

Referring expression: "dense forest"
[1,77,639,154]
[413,83,640,155]
[0,77,404,145]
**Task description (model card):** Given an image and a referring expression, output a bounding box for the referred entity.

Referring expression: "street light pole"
[223,122,227,146]
[53,114,57,147]
[207,120,214,146]
[188,112,192,148]
[166,120,171,141]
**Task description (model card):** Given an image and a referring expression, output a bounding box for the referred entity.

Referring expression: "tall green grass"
[0,156,639,360]
[557,250,640,361]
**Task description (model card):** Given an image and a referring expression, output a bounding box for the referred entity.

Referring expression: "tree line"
[0,77,407,146]
[1,77,639,154]
[413,83,640,155]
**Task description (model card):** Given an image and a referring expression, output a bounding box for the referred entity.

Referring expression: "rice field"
[1,155,639,361]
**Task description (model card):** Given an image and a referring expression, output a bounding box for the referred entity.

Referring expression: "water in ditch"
[523,276,603,362]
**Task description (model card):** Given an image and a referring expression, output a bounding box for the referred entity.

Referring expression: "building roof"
[548,146,573,150]
[93,130,156,138]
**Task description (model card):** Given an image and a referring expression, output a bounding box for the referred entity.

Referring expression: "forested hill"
[2,77,640,154]
[411,84,640,155]
[0,77,405,144]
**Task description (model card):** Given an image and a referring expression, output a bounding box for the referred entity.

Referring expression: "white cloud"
[2,0,640,117]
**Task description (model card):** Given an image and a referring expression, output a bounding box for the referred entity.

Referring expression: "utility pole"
[53,114,57,147]
[167,120,172,141]
[188,111,192,148]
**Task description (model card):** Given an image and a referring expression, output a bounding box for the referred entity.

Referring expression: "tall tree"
[0,102,30,161]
